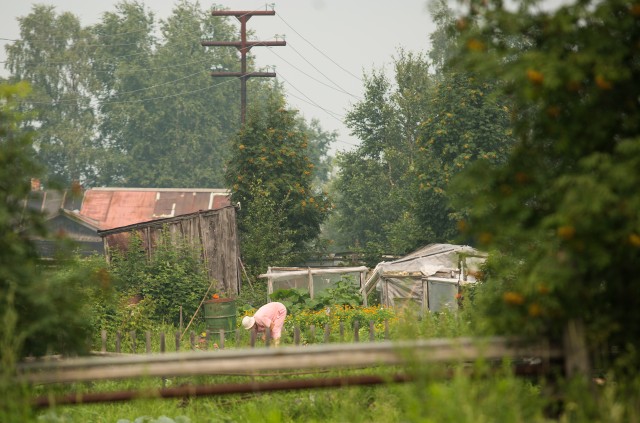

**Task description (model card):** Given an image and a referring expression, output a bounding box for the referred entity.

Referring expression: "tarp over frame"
[362,243,487,310]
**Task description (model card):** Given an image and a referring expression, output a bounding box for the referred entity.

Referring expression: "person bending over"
[242,301,287,346]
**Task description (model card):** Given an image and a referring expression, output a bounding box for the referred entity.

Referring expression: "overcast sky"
[0,0,437,153]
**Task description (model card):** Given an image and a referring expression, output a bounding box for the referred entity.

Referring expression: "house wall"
[35,214,103,258]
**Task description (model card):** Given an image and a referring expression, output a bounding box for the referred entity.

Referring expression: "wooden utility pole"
[201,9,286,125]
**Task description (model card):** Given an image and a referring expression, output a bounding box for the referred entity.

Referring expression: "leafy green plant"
[315,276,362,308]
[105,229,211,330]
[270,288,317,316]
[270,276,363,317]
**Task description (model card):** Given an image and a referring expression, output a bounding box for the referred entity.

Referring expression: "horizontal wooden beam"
[33,374,413,408]
[19,338,562,385]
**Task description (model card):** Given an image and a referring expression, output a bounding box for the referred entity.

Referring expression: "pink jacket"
[253,302,287,338]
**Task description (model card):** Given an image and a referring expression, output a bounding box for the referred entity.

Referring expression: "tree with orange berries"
[225,94,331,282]
[452,0,640,368]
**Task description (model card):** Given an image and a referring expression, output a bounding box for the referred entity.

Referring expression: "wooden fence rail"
[18,320,589,408]
[18,337,562,385]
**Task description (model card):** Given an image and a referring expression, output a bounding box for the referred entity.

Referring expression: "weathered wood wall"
[99,206,240,296]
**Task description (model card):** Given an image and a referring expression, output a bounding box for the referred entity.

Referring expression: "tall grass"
[28,312,640,423]
[1,287,34,422]
[33,367,640,423]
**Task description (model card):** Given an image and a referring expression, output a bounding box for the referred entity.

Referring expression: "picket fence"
[97,319,390,354]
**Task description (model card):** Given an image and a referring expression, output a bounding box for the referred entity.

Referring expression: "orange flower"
[557,225,576,240]
[503,292,525,305]
[546,106,561,118]
[467,38,486,52]
[212,293,220,299]
[479,232,493,245]
[566,80,582,92]
[457,220,468,233]
[515,172,530,184]
[528,303,542,317]
[595,75,612,90]
[526,69,544,85]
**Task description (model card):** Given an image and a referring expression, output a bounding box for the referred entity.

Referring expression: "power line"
[0,5,267,45]
[2,49,222,76]
[101,76,238,104]
[276,71,345,122]
[94,57,214,75]
[21,71,240,106]
[274,73,361,149]
[7,49,153,67]
[276,12,362,83]
[285,41,359,99]
[0,26,154,44]
[0,3,268,61]
[2,3,360,97]
[107,69,206,96]
[280,82,360,149]
[2,3,363,91]
[262,43,361,100]
[2,3,362,148]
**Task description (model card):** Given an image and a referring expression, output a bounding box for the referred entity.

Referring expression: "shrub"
[106,229,212,329]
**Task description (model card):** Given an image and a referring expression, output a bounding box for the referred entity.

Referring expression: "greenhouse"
[259,266,369,300]
[363,244,487,312]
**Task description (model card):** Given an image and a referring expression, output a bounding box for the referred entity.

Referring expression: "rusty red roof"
[79,188,231,230]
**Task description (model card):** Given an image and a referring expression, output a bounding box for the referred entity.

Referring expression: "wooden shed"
[98,206,241,296]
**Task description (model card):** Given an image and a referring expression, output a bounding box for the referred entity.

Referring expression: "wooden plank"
[18,338,562,384]
[130,331,136,353]
[294,327,300,345]
[563,319,590,379]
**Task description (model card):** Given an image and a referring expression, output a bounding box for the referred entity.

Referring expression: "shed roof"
[79,187,231,230]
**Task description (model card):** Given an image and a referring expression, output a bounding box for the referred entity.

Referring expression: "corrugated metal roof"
[80,188,231,230]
